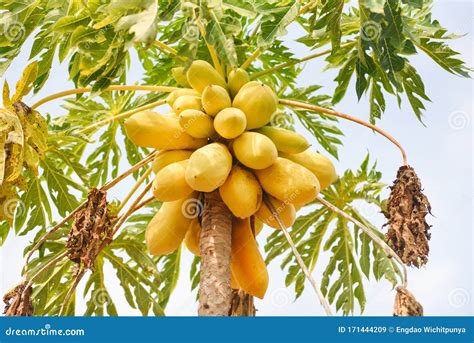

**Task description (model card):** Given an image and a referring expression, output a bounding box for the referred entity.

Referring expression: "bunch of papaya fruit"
[124,60,338,299]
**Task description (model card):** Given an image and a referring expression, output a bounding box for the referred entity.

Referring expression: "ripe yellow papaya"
[152,160,194,201]
[184,218,201,256]
[232,81,278,129]
[231,218,269,299]
[280,151,338,189]
[201,85,231,116]
[232,132,277,169]
[213,107,247,139]
[172,67,190,87]
[185,143,232,192]
[255,196,296,229]
[124,111,206,150]
[186,60,227,93]
[146,194,196,255]
[255,126,310,154]
[227,68,250,98]
[172,95,202,115]
[166,88,200,106]
[178,109,216,138]
[255,157,320,205]
[254,217,264,235]
[219,165,262,218]
[152,150,193,173]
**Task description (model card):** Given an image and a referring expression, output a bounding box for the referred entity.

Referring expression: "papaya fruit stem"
[263,194,333,316]
[279,98,408,165]
[251,42,356,79]
[30,85,179,110]
[153,40,187,62]
[316,195,408,289]
[241,48,261,70]
[117,167,153,213]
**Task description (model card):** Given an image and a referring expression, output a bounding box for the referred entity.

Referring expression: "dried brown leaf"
[393,287,423,316]
[66,188,115,270]
[3,282,33,316]
[384,165,432,267]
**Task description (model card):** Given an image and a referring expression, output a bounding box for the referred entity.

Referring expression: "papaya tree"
[0,0,470,317]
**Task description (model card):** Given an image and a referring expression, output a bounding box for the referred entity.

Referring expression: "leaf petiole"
[31,85,179,110]
[116,167,153,213]
[279,98,408,165]
[79,99,167,134]
[264,194,333,316]
[316,195,408,289]
[153,41,187,62]
[241,48,261,70]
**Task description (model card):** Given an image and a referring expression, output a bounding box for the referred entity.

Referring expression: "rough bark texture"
[393,287,423,316]
[384,165,431,267]
[3,282,33,316]
[198,190,233,316]
[229,289,256,316]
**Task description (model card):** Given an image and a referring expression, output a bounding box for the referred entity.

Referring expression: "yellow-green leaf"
[3,80,12,108]
[12,61,39,102]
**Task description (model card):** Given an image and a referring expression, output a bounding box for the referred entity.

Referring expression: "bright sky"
[1,1,472,316]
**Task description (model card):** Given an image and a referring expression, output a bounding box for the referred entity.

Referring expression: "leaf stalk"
[263,194,333,316]
[279,98,408,165]
[316,195,408,288]
[79,99,166,134]
[31,85,178,110]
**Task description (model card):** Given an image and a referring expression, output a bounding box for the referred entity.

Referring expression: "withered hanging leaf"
[0,107,24,185]
[66,188,115,270]
[393,287,423,316]
[3,282,33,316]
[384,165,431,267]
[0,101,48,227]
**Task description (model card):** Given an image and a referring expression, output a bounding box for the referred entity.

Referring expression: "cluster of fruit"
[124,60,337,299]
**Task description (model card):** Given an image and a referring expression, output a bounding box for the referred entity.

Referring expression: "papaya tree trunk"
[198,190,233,316]
[229,289,256,316]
